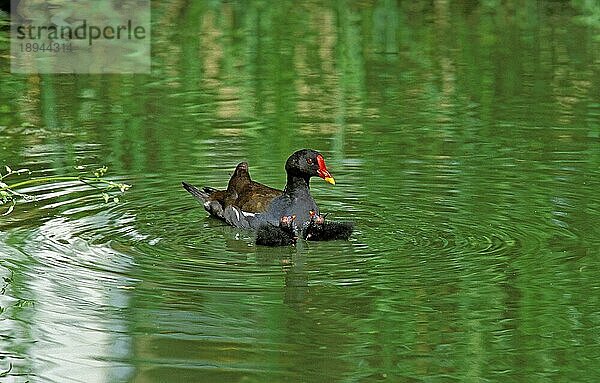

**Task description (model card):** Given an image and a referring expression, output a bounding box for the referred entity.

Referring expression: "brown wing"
[208,189,227,203]
[207,162,251,208]
[236,181,282,212]
[207,162,283,213]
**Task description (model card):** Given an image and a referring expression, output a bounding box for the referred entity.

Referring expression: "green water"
[1,1,599,382]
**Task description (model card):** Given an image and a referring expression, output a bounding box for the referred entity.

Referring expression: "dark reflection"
[254,244,311,308]
[282,252,309,307]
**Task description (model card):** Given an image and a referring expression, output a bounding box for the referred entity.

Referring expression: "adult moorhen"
[183,149,353,245]
[221,149,335,229]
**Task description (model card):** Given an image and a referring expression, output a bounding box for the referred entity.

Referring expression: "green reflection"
[0,1,599,382]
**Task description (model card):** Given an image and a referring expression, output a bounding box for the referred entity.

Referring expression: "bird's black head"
[285,149,335,185]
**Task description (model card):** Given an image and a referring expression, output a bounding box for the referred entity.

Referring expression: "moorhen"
[221,149,335,229]
[255,211,354,246]
[183,149,353,245]
[182,161,282,219]
[304,212,354,242]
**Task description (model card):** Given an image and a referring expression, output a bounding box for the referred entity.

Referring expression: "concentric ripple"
[1,139,598,382]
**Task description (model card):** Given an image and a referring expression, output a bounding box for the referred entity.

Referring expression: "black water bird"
[183,149,352,246]
[221,149,335,229]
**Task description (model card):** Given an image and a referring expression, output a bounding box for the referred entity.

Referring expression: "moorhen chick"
[255,210,354,246]
[304,211,354,242]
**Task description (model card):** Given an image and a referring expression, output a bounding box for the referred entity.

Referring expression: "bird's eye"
[306,158,313,165]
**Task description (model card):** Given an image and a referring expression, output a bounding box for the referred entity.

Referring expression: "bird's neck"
[284,174,310,196]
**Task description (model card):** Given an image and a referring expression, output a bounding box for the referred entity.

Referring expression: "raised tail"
[182,181,225,219]
[182,181,210,203]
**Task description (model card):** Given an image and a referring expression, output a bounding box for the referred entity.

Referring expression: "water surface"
[1,1,599,382]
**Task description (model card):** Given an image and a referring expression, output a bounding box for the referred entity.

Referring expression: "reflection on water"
[1,1,599,382]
